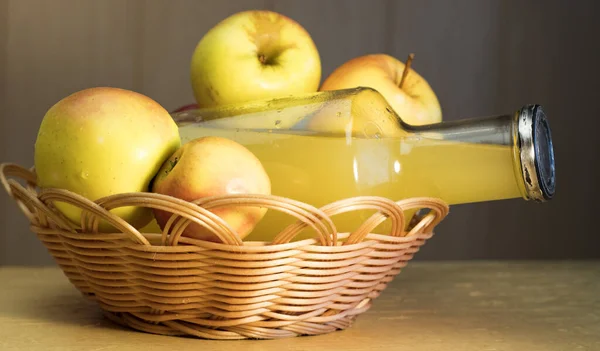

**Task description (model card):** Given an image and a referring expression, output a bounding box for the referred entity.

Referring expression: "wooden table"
[1,261,598,350]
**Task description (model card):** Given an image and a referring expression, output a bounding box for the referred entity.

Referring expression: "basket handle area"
[1,162,450,247]
[38,189,151,246]
[0,163,78,232]
[193,194,338,246]
[327,196,448,244]
[269,196,449,245]
[0,163,339,246]
[96,193,448,246]
[93,193,340,246]
[400,198,450,236]
[0,163,152,246]
[94,192,244,246]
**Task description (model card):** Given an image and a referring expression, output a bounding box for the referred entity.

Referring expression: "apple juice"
[173,88,556,241]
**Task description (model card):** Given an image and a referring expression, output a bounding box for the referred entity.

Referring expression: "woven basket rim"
[34,226,434,252]
[1,162,450,248]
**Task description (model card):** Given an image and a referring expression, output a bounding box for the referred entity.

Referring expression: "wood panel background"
[1,0,598,265]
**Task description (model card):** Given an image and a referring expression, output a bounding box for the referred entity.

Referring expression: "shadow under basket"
[0,163,449,340]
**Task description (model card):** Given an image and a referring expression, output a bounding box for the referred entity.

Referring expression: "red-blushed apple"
[320,54,442,126]
[151,136,271,242]
[190,10,321,107]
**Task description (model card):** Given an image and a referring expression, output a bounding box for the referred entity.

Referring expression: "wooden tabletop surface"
[1,261,598,350]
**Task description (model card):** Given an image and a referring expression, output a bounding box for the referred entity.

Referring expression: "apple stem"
[399,53,415,89]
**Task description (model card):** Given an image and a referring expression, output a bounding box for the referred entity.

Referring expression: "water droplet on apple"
[80,171,89,179]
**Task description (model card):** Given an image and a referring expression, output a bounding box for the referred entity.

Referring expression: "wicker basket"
[0,162,449,340]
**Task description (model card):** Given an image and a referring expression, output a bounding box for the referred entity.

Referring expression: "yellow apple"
[139,218,162,233]
[190,10,321,107]
[151,136,271,242]
[320,54,442,126]
[34,87,181,230]
[302,87,411,138]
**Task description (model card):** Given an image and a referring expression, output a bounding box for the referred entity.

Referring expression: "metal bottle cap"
[515,105,556,202]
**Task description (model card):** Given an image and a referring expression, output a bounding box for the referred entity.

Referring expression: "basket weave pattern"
[1,163,449,340]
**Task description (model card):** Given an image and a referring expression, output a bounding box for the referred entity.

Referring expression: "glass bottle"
[171,87,556,240]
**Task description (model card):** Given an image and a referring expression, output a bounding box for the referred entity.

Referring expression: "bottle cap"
[516,105,556,202]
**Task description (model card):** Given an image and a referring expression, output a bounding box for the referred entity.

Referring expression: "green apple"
[34,87,181,231]
[190,10,321,107]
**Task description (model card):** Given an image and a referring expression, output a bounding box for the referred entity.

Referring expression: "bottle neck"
[402,113,514,145]
[402,105,556,202]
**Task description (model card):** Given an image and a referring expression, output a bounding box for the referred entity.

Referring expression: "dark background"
[1,0,597,265]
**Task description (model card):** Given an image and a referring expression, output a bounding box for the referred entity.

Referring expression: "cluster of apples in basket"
[33,10,442,242]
